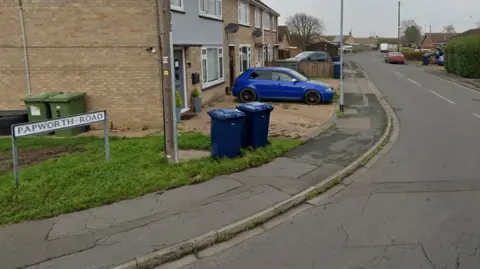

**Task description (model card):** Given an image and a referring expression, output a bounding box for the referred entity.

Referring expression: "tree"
[286,13,325,49]
[401,20,417,30]
[400,20,422,45]
[403,25,422,45]
[443,24,456,33]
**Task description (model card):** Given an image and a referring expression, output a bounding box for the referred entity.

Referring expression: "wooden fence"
[265,61,333,77]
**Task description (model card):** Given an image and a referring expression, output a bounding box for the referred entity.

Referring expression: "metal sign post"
[10,110,110,186]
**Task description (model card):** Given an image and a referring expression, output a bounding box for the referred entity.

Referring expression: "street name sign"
[10,111,110,186]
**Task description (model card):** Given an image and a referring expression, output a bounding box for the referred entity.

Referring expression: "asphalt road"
[178,52,480,269]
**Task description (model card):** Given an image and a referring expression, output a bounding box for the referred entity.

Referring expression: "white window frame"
[254,8,261,28]
[263,12,270,30]
[238,1,250,26]
[171,0,184,12]
[201,46,225,88]
[239,44,251,73]
[272,16,277,32]
[199,0,222,20]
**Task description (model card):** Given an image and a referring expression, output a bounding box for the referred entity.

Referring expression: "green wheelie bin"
[23,93,59,122]
[47,92,86,137]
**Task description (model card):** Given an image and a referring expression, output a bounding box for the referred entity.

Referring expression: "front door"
[228,46,236,90]
[174,49,187,111]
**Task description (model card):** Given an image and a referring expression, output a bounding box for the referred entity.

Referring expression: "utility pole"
[339,0,344,113]
[397,1,401,52]
[156,0,179,164]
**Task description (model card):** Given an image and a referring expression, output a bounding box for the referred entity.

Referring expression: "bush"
[402,50,425,61]
[175,91,183,107]
[444,35,480,78]
[191,88,200,98]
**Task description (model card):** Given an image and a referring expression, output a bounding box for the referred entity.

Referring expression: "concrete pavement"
[174,52,480,269]
[1,63,387,269]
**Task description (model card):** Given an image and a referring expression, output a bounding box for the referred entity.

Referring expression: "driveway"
[176,52,480,269]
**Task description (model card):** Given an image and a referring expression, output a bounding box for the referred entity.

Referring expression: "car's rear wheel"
[304,90,322,105]
[239,88,257,103]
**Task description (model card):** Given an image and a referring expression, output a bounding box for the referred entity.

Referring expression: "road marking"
[429,90,456,104]
[407,78,422,87]
[473,113,480,119]
[395,71,404,77]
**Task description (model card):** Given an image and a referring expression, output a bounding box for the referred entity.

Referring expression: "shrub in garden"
[444,35,480,78]
[402,50,425,61]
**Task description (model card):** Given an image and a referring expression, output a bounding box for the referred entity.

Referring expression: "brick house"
[0,0,163,130]
[320,32,357,45]
[0,0,267,130]
[224,0,279,88]
[419,33,457,49]
[276,25,299,59]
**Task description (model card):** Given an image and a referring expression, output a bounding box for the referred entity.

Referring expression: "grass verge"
[336,109,344,118]
[0,133,302,225]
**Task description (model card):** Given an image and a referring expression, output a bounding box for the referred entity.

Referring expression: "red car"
[384,52,405,64]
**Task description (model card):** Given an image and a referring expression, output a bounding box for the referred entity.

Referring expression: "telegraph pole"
[156,0,179,164]
[397,1,401,52]
[339,0,344,112]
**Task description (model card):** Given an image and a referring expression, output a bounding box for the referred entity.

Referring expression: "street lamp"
[339,0,344,112]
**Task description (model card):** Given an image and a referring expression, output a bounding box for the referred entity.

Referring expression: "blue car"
[232,67,335,105]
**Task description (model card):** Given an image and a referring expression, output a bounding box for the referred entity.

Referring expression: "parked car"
[384,52,405,64]
[380,43,389,53]
[286,51,331,62]
[232,67,335,105]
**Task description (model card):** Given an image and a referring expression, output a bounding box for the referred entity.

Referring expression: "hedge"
[444,35,480,78]
[402,50,425,61]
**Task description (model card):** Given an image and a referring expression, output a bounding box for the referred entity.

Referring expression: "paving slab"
[32,186,290,269]
[47,178,243,239]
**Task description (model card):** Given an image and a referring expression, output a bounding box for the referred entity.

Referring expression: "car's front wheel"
[304,90,322,105]
[239,88,257,103]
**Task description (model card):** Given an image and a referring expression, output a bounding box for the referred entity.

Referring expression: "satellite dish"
[251,29,263,38]
[225,23,239,33]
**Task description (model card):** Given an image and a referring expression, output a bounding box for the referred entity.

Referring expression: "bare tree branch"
[443,24,456,33]
[286,13,325,49]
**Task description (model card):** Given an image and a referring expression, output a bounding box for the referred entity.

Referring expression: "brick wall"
[184,46,224,107]
[0,0,163,130]
[420,37,434,49]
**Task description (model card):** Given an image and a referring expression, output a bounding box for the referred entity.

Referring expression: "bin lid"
[23,92,59,102]
[47,92,86,103]
[237,102,274,113]
[207,108,245,120]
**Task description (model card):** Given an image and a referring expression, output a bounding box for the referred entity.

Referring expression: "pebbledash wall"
[0,0,226,130]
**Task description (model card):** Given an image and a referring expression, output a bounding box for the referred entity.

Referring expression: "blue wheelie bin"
[207,108,246,159]
[422,53,431,66]
[332,56,341,62]
[236,102,274,149]
[333,61,342,79]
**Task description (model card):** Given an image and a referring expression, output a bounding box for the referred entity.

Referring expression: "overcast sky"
[262,0,479,37]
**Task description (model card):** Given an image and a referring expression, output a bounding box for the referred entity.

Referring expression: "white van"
[380,43,389,53]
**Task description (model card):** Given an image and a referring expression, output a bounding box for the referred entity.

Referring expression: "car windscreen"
[287,69,309,82]
[293,52,315,60]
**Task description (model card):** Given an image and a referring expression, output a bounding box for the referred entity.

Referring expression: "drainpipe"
[262,11,265,66]
[18,0,32,95]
